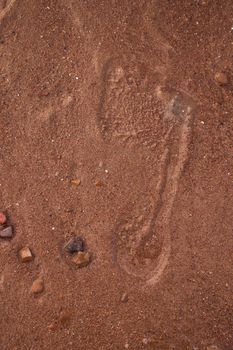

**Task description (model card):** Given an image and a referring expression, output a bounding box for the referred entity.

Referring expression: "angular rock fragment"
[215,72,228,85]
[19,247,33,262]
[121,292,128,303]
[30,278,44,294]
[64,236,84,254]
[0,212,6,225]
[0,226,13,238]
[72,251,91,268]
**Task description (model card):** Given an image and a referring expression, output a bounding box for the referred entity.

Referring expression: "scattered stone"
[48,310,71,332]
[19,247,33,262]
[64,236,84,254]
[0,226,13,238]
[207,346,220,350]
[58,310,72,325]
[48,322,56,331]
[142,337,149,345]
[0,274,5,291]
[0,212,6,225]
[95,180,104,187]
[215,72,228,85]
[72,251,91,268]
[70,179,81,186]
[121,292,128,303]
[30,278,44,294]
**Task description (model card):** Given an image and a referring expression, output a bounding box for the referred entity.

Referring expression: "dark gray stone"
[0,226,13,238]
[64,236,84,254]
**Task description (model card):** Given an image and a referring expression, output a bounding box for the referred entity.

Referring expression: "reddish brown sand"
[0,1,233,349]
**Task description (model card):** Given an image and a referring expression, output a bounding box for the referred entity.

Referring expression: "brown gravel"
[214,72,228,85]
[0,212,6,224]
[19,247,33,262]
[30,278,44,295]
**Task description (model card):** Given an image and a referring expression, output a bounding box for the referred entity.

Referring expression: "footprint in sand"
[97,56,195,286]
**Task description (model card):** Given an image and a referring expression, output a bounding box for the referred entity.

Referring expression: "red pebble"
[0,212,7,225]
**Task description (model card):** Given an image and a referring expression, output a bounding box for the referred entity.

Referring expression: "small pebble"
[121,292,128,303]
[0,226,13,238]
[64,236,84,254]
[72,251,91,268]
[70,179,81,186]
[30,278,44,294]
[19,247,33,262]
[58,310,72,325]
[48,323,56,331]
[0,212,6,225]
[95,180,104,187]
[48,310,71,331]
[142,337,149,345]
[215,72,228,85]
